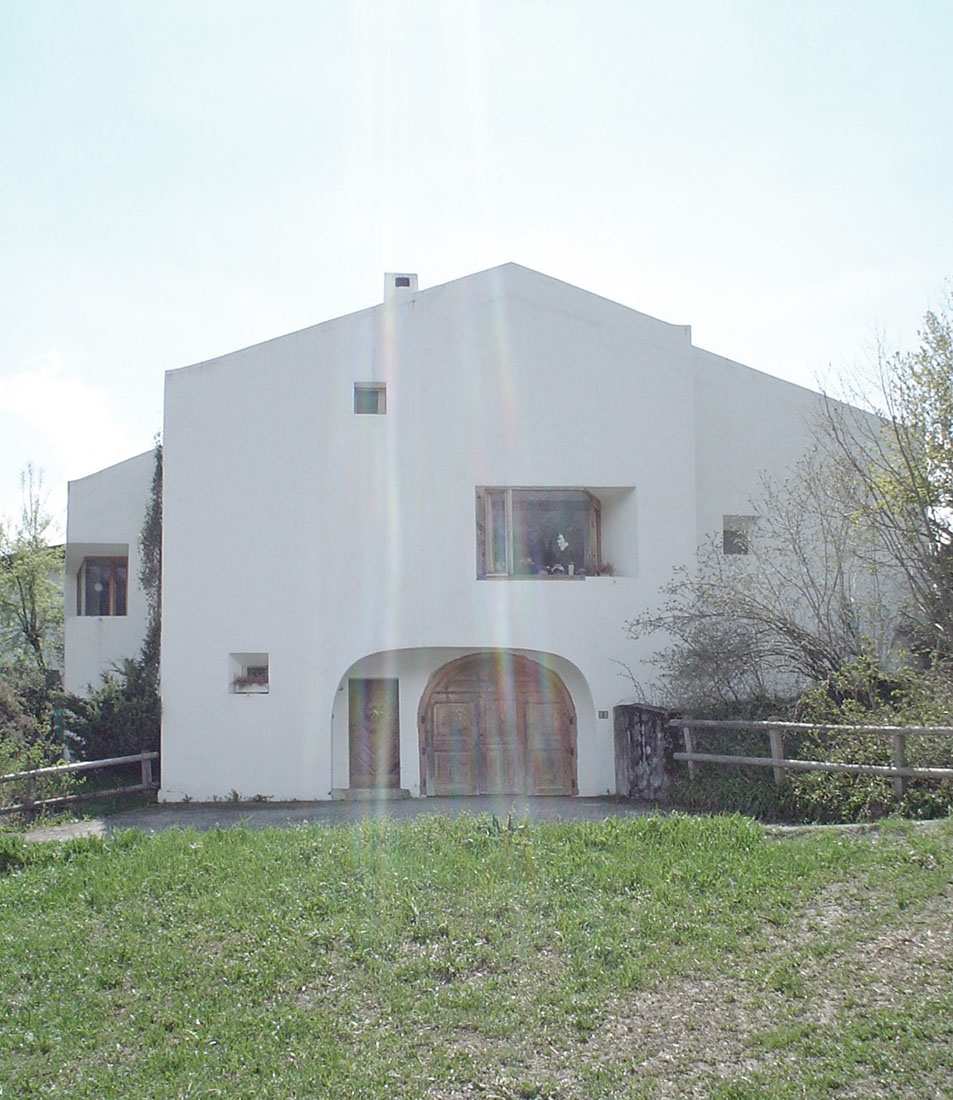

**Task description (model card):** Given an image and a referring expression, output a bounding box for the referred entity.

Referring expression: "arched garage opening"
[418,651,577,796]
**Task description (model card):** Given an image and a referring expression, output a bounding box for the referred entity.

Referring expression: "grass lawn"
[1,813,951,1099]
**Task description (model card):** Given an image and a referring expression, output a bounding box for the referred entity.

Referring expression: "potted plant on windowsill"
[590,562,615,577]
[232,674,269,694]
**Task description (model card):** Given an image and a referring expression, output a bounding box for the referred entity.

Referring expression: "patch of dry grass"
[0,815,950,1098]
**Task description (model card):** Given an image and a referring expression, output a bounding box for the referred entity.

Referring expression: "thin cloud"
[0,353,142,480]
[0,353,147,536]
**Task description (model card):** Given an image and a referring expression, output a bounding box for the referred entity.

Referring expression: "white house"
[64,450,154,695]
[65,264,837,801]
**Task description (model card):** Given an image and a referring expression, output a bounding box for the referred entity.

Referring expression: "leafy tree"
[0,466,63,672]
[0,469,69,806]
[824,289,953,662]
[0,667,46,742]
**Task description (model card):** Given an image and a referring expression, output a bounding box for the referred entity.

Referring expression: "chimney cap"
[384,272,418,300]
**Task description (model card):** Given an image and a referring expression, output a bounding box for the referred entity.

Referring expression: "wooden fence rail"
[0,751,159,819]
[669,720,953,795]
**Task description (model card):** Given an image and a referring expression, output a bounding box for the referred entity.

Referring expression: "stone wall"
[613,704,673,801]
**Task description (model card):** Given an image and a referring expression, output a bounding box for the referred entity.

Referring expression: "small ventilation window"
[723,515,758,555]
[354,383,386,414]
[395,276,411,288]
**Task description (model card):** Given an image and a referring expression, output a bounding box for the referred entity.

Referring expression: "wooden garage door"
[430,700,480,794]
[419,653,577,796]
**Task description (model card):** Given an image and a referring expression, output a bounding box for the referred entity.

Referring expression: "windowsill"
[482,573,588,581]
[480,573,624,581]
[233,684,269,694]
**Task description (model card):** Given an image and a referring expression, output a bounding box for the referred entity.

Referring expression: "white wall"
[691,347,829,543]
[89,262,822,802]
[64,451,154,694]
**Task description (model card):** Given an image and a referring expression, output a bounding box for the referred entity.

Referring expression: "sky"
[2,0,952,537]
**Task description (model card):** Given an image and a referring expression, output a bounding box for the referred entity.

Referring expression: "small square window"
[723,515,757,555]
[354,383,386,414]
[231,653,269,694]
[394,276,411,288]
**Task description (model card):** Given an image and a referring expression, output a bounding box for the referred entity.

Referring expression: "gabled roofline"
[67,449,155,490]
[165,262,694,379]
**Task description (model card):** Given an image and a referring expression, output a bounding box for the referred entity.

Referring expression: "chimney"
[384,272,418,301]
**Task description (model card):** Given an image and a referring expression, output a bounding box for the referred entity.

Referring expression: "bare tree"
[627,444,910,710]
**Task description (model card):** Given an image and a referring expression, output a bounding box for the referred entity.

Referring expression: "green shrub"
[0,735,73,817]
[0,665,56,742]
[788,657,953,821]
[65,657,160,761]
[670,658,953,823]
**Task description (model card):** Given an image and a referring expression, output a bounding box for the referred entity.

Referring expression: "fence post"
[23,774,37,824]
[682,726,697,781]
[141,754,154,790]
[768,727,786,786]
[892,733,907,798]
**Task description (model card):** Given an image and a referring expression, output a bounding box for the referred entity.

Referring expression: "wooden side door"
[348,678,400,789]
[429,700,480,795]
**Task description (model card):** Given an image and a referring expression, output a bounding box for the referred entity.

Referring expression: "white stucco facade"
[64,451,154,695]
[66,264,837,800]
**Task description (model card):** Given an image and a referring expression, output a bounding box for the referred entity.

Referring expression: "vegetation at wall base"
[668,765,953,825]
[0,735,73,813]
[64,656,160,761]
[1,814,951,1099]
[666,657,953,824]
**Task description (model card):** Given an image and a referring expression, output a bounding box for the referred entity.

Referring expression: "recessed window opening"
[476,488,601,578]
[395,276,411,288]
[77,556,128,616]
[723,515,758,555]
[231,653,270,694]
[354,383,386,414]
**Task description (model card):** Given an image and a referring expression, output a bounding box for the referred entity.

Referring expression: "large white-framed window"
[77,556,128,616]
[476,488,601,578]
